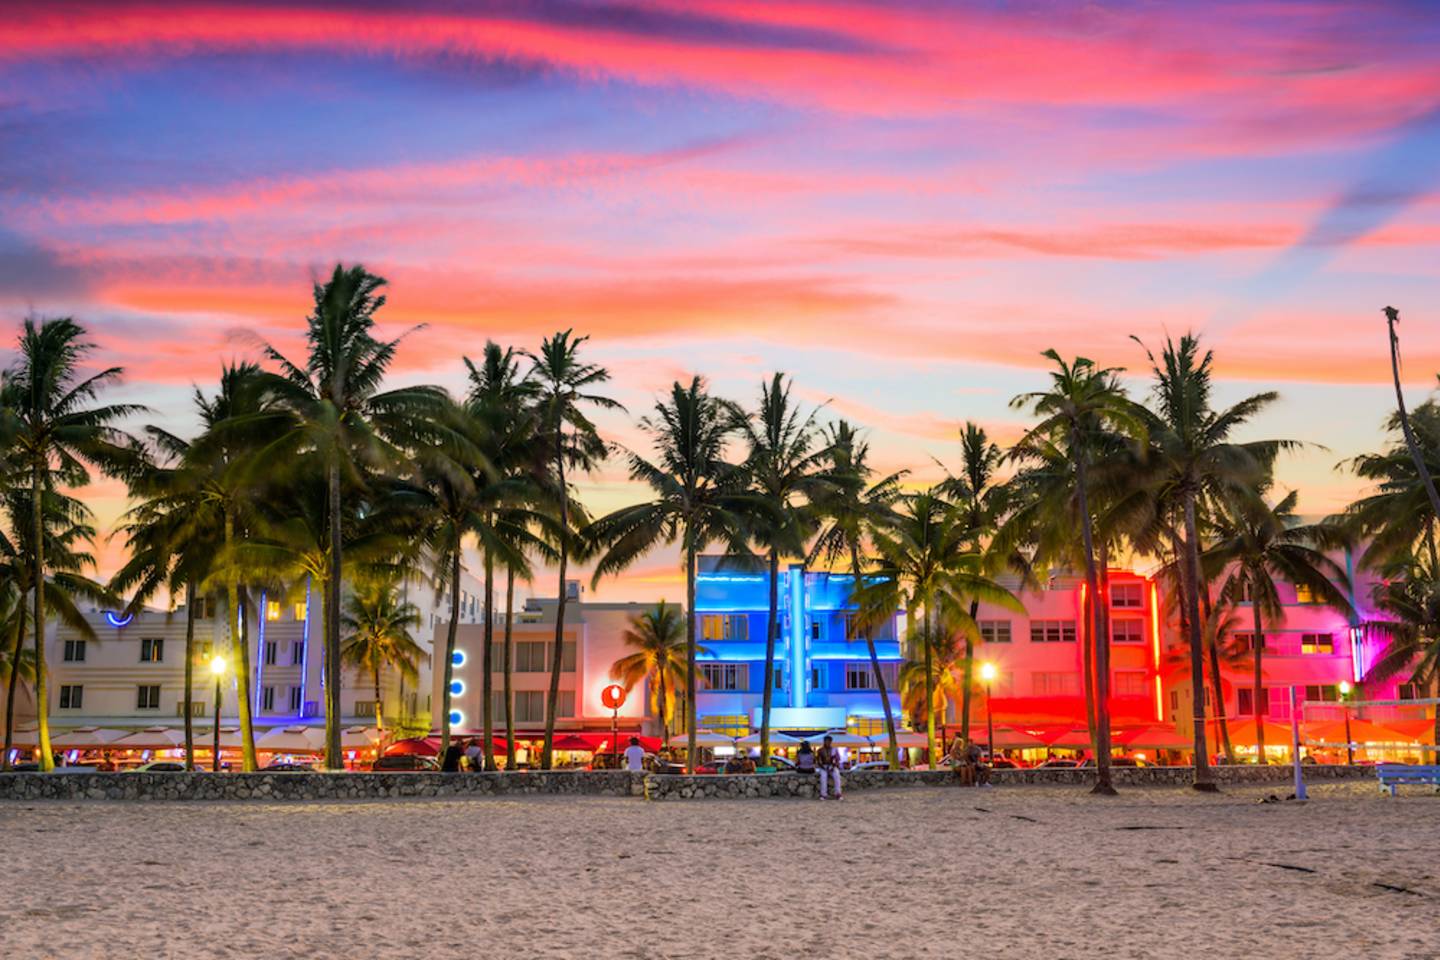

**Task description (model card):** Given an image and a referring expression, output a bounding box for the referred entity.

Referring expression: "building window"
[265,600,281,621]
[979,620,1011,643]
[1112,671,1148,698]
[140,638,164,663]
[1294,583,1318,604]
[1303,684,1340,703]
[701,715,749,737]
[1169,690,1179,711]
[288,686,303,712]
[557,690,575,718]
[700,614,748,641]
[1300,633,1334,655]
[1111,583,1143,608]
[176,700,205,718]
[1030,620,1076,643]
[1234,632,1262,652]
[810,618,823,641]
[59,684,83,709]
[261,686,275,711]
[1111,619,1144,644]
[354,699,378,718]
[1032,672,1080,696]
[1237,688,1272,716]
[811,666,822,691]
[263,641,277,666]
[699,663,747,691]
[1398,682,1422,700]
[844,662,898,690]
[63,639,86,662]
[842,613,861,641]
[137,685,161,710]
[294,602,307,621]
[193,595,214,619]
[515,691,545,723]
[561,641,576,672]
[291,640,305,665]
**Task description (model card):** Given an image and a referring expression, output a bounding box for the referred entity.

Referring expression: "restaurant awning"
[990,726,1051,748]
[256,725,324,753]
[1212,718,1292,747]
[551,734,595,752]
[1116,725,1192,750]
[111,726,188,750]
[384,736,440,757]
[340,726,381,750]
[191,727,244,750]
[1303,718,1408,745]
[49,727,129,749]
[7,726,39,748]
[1376,719,1436,744]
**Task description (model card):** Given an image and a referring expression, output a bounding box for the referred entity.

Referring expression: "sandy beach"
[1,782,1436,960]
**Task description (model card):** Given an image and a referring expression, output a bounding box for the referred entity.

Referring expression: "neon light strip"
[253,590,267,714]
[789,566,806,710]
[299,577,311,719]
[104,611,133,628]
[1149,583,1163,722]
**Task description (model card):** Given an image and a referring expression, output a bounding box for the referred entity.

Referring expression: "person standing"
[816,735,843,800]
[623,736,646,772]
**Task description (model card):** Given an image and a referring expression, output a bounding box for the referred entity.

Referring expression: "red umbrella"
[384,737,440,757]
[551,734,595,752]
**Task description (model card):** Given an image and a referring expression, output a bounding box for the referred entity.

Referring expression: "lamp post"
[209,654,227,773]
[979,662,998,762]
[1338,680,1354,765]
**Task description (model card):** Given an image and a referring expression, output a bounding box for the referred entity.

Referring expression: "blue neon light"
[253,589,267,714]
[449,710,463,726]
[450,679,465,696]
[789,565,806,709]
[452,649,466,667]
[104,611,133,628]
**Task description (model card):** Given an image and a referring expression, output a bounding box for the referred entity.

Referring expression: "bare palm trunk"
[1182,496,1217,790]
[325,459,343,770]
[1198,580,1233,764]
[685,534,698,774]
[31,463,52,772]
[373,667,383,734]
[183,580,196,771]
[924,606,938,768]
[1385,307,1440,522]
[1075,454,1115,795]
[542,444,569,771]
[225,509,259,771]
[759,548,779,763]
[656,657,669,746]
[3,602,28,769]
[503,566,516,768]
[854,547,898,764]
[960,599,978,748]
[1251,581,1266,761]
[482,544,495,771]
[439,540,463,762]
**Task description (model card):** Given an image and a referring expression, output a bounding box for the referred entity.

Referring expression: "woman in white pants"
[816,735,843,800]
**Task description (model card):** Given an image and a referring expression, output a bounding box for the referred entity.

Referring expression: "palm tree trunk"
[3,602,28,770]
[1199,582,1233,764]
[924,606,937,768]
[1182,495,1217,790]
[1386,307,1440,522]
[439,540,463,762]
[656,656,669,746]
[759,548,779,763]
[1074,453,1115,795]
[542,443,569,772]
[31,463,52,772]
[960,599,978,748]
[854,546,898,764]
[685,533,698,774]
[183,580,196,771]
[373,667,383,734]
[1251,579,1265,761]
[481,543,495,771]
[1097,546,1115,759]
[325,459,344,770]
[225,508,259,771]
[503,566,516,768]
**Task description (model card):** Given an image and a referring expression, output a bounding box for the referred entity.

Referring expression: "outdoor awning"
[7,726,39,748]
[668,730,736,747]
[385,736,440,757]
[551,734,595,752]
[1115,725,1191,750]
[736,731,801,746]
[49,727,128,749]
[111,726,188,750]
[1376,719,1436,744]
[1212,718,1292,747]
[256,726,324,753]
[191,727,244,750]
[811,730,870,748]
[1042,727,1093,748]
[990,726,1051,748]
[340,726,380,750]
[1304,718,1407,745]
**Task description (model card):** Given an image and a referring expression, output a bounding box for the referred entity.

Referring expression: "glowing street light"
[979,662,998,762]
[209,654,228,772]
[1338,680,1354,765]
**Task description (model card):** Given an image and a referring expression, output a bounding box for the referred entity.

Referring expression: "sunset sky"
[3,1,1440,601]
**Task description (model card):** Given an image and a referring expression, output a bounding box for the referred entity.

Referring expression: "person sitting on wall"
[725,750,757,774]
[795,740,817,774]
[815,735,843,800]
[948,736,975,787]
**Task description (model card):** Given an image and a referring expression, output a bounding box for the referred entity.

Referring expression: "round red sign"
[601,683,626,710]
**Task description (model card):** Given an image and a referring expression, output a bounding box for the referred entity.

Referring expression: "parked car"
[988,758,1022,770]
[372,754,439,772]
[263,761,315,773]
[1037,758,1079,769]
[848,760,890,772]
[766,755,796,772]
[126,761,187,773]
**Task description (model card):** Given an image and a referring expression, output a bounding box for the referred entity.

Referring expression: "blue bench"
[1376,764,1440,796]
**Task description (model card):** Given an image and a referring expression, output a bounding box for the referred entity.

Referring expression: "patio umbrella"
[8,726,39,748]
[1216,718,1292,747]
[668,730,736,747]
[112,726,188,750]
[256,726,324,753]
[812,730,869,748]
[1118,725,1192,750]
[736,731,801,746]
[886,731,930,749]
[339,726,380,750]
[191,727,244,750]
[990,725,1050,749]
[1305,718,1405,745]
[384,736,439,757]
[49,727,128,749]
[1381,719,1436,744]
[1043,727,1093,748]
[551,734,595,752]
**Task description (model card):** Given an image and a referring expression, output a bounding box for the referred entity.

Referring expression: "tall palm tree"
[1341,400,1440,572]
[898,623,967,738]
[1132,334,1292,791]
[862,489,1023,767]
[5,317,142,770]
[608,601,705,746]
[1205,490,1352,757]
[340,579,425,735]
[1382,306,1440,523]
[254,265,448,769]
[1363,563,1440,748]
[1012,350,1144,794]
[737,373,829,763]
[526,330,619,770]
[588,377,749,773]
[808,421,904,763]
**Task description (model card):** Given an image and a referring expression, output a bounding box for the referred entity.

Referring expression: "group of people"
[947,736,992,787]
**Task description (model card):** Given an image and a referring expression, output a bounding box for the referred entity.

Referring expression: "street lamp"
[209,654,227,773]
[979,662,998,762]
[1338,680,1354,765]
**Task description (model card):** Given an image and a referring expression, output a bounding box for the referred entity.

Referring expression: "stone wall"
[0,764,1372,803]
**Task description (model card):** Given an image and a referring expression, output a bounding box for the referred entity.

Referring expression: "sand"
[1,781,1437,959]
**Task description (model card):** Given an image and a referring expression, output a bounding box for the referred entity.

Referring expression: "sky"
[3,0,1440,602]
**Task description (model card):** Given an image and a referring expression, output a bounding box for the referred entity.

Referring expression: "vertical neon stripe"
[789,565,806,709]
[253,589,267,714]
[1149,582,1163,721]
[299,577,312,718]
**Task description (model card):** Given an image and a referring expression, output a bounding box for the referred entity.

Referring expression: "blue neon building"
[691,556,903,734]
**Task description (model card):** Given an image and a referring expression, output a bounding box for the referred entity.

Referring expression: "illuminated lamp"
[449,710,464,727]
[452,650,466,667]
[104,611,134,628]
[450,679,465,696]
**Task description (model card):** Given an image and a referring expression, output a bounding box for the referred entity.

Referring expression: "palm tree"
[588,377,749,773]
[1382,306,1440,523]
[1205,490,1353,757]
[862,489,1023,767]
[5,317,142,770]
[1012,351,1145,794]
[808,421,904,763]
[1341,401,1440,572]
[609,601,705,745]
[1363,564,1440,748]
[254,265,448,769]
[899,623,967,739]
[526,330,619,770]
[737,373,829,763]
[1132,334,1293,790]
[340,579,425,735]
